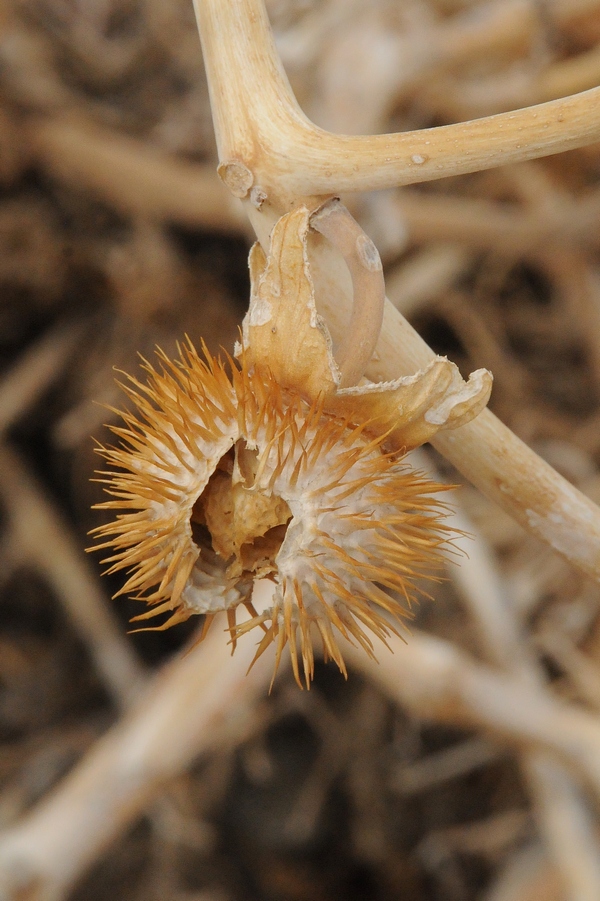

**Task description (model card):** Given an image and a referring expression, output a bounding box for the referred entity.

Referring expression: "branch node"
[217,160,253,198]
[250,185,267,209]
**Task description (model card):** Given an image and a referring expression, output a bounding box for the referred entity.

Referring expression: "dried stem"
[344,629,600,799]
[484,845,561,901]
[310,199,384,388]
[0,321,85,433]
[193,0,600,584]
[0,622,274,901]
[5,621,600,900]
[371,307,600,581]
[446,498,600,901]
[0,323,145,710]
[27,116,244,232]
[0,445,145,710]
[193,0,600,203]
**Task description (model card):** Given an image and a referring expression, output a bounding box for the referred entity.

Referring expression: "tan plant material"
[0,619,273,901]
[3,1,600,897]
[92,205,491,687]
[194,0,600,201]
[190,0,600,586]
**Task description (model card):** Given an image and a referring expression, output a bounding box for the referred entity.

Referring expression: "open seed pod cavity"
[92,206,492,687]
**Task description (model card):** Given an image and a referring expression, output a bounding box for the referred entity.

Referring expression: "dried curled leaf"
[330,361,493,452]
[241,206,339,398]
[241,206,492,450]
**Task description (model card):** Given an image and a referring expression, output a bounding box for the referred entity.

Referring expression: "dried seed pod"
[91,207,492,687]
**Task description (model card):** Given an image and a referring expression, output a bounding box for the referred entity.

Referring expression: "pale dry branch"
[484,844,562,901]
[0,321,85,434]
[0,622,274,901]
[194,0,600,201]
[194,0,600,586]
[0,445,144,710]
[385,246,472,318]
[389,189,600,255]
[344,630,600,799]
[27,117,245,233]
[446,500,600,901]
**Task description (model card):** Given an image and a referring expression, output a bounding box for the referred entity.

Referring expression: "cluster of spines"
[227,386,456,688]
[91,343,457,689]
[90,342,237,615]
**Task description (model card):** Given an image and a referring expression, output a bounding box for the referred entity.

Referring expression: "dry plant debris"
[0,1,600,900]
[91,203,491,687]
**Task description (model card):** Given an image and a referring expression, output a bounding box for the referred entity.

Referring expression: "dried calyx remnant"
[91,202,492,687]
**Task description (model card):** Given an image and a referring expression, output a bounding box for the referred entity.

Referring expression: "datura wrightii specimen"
[92,201,492,687]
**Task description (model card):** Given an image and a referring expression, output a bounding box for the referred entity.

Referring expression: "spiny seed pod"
[91,205,492,687]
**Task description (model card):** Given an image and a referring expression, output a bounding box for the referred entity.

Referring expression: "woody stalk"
[194,0,600,581]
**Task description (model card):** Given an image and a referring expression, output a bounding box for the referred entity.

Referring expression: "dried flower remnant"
[91,205,492,687]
